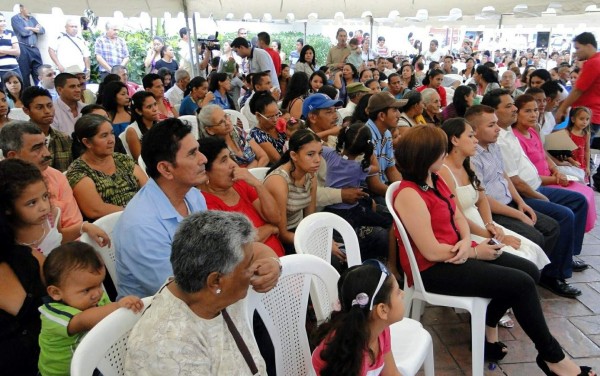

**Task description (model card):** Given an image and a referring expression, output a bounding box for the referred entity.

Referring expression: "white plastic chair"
[248,167,270,181]
[70,296,152,376]
[245,254,339,376]
[137,155,148,177]
[225,109,250,133]
[118,131,131,157]
[386,181,490,376]
[295,212,434,376]
[79,212,123,286]
[178,115,199,139]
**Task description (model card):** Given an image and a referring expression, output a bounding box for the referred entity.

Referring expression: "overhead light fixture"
[361,11,373,19]
[388,10,400,22]
[262,13,272,22]
[513,4,528,12]
[308,13,318,23]
[286,13,295,23]
[334,12,344,22]
[242,13,252,21]
[225,13,234,20]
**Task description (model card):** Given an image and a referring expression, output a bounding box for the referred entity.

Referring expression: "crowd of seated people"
[0,17,598,375]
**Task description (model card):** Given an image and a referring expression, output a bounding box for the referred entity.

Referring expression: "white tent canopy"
[18,0,599,19]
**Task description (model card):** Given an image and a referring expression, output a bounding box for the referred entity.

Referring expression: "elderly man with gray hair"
[125,210,271,375]
[165,69,190,107]
[500,70,524,99]
[48,18,91,78]
[94,22,129,80]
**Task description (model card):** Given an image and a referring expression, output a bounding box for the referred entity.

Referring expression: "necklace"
[17,225,47,247]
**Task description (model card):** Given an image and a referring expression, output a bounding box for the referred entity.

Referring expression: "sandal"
[536,354,594,376]
[485,341,508,362]
[499,313,515,328]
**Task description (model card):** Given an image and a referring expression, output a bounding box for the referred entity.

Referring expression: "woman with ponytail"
[312,260,404,375]
[263,129,321,253]
[178,76,214,116]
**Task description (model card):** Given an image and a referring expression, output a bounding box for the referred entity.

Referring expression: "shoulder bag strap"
[222,308,259,375]
[62,32,84,57]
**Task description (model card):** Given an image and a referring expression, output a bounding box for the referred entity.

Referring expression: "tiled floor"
[415,193,600,375]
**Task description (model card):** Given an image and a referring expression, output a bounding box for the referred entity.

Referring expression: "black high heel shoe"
[484,341,508,362]
[536,354,594,376]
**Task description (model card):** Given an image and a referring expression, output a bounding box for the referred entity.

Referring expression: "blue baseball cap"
[302,93,343,118]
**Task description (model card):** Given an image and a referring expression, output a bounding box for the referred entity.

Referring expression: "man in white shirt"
[231,37,279,90]
[424,39,443,65]
[48,18,90,79]
[36,64,58,101]
[165,69,190,107]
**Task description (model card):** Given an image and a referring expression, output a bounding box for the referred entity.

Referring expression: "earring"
[216,288,221,294]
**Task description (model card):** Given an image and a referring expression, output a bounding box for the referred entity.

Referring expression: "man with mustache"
[21,86,72,171]
[0,120,106,244]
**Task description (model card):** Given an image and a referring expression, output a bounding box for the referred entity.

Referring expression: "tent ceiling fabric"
[26,0,591,18]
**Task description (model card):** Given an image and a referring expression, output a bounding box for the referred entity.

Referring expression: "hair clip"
[289,117,298,124]
[351,292,370,308]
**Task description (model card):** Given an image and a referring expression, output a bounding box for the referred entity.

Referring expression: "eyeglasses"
[208,113,231,128]
[257,111,282,122]
[362,259,390,311]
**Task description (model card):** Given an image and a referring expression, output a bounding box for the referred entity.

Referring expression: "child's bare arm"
[67,296,144,335]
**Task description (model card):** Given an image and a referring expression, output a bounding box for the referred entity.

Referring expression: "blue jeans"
[523,186,587,279]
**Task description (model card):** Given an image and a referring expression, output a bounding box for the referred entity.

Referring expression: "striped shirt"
[366,119,395,184]
[0,30,18,68]
[266,167,312,230]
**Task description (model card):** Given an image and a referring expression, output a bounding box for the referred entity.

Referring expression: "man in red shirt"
[257,32,281,75]
[555,32,600,188]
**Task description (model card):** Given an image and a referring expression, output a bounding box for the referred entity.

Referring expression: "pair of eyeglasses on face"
[209,113,231,127]
[257,111,282,122]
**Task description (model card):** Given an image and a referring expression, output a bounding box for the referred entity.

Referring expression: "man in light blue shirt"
[114,119,209,298]
[364,92,405,199]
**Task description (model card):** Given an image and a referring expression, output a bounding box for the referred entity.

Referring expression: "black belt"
[18,42,37,48]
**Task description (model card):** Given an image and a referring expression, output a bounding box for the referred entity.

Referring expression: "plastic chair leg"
[470,306,487,376]
[423,335,435,376]
[410,299,423,321]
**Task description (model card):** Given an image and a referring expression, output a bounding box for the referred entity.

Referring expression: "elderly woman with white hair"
[420,88,442,126]
[197,104,269,168]
[125,210,279,375]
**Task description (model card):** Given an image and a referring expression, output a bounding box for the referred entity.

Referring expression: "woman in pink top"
[312,260,404,376]
[513,95,596,232]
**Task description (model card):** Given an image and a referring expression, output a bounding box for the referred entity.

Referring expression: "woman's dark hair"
[282,72,310,109]
[267,129,321,176]
[400,64,417,89]
[159,45,169,58]
[452,85,473,117]
[198,136,227,171]
[298,45,317,68]
[157,67,172,83]
[184,76,207,97]
[2,72,24,104]
[130,91,156,136]
[313,264,394,376]
[209,72,229,93]
[350,94,372,123]
[514,93,536,114]
[81,104,107,116]
[475,65,499,84]
[518,56,528,67]
[0,159,44,239]
[411,54,424,69]
[72,114,112,158]
[101,81,129,119]
[278,63,289,79]
[566,107,592,135]
[400,90,422,113]
[272,39,282,51]
[319,65,330,75]
[44,242,104,287]
[359,69,372,81]
[96,74,121,104]
[521,65,536,84]
[249,90,277,115]
[441,118,482,190]
[336,123,373,171]
[309,71,328,92]
[343,63,359,80]
[395,125,447,186]
[422,69,444,86]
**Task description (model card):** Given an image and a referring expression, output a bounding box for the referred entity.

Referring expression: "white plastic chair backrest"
[79,212,123,286]
[245,254,339,376]
[8,107,29,121]
[385,181,430,299]
[295,212,362,266]
[178,115,199,139]
[137,155,147,177]
[118,131,131,157]
[248,167,270,181]
[70,296,153,376]
[225,109,250,133]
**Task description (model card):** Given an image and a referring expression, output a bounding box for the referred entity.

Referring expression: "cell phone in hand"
[338,243,346,254]
[488,238,500,245]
